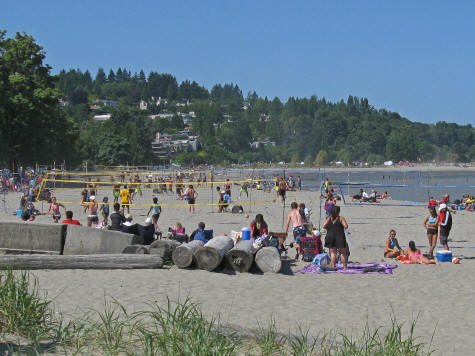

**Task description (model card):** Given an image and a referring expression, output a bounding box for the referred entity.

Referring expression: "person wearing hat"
[81,195,98,227]
[437,203,452,251]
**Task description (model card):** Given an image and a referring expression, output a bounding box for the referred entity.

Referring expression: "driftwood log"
[172,240,205,268]
[149,240,181,260]
[0,254,163,270]
[122,245,150,254]
[225,240,254,272]
[195,236,234,271]
[255,247,282,273]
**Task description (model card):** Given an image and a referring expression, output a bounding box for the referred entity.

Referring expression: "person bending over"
[384,229,403,258]
[323,205,349,269]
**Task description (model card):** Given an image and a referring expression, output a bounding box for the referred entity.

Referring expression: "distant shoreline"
[218,165,475,173]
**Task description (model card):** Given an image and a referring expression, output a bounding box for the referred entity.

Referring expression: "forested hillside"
[1,31,473,167]
[56,67,475,166]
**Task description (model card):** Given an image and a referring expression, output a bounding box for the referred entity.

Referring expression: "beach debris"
[195,235,234,271]
[0,254,164,270]
[172,240,205,268]
[149,240,181,261]
[225,240,254,272]
[255,247,282,273]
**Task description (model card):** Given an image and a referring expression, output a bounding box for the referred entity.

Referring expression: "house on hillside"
[93,99,119,107]
[93,114,111,122]
[151,132,199,161]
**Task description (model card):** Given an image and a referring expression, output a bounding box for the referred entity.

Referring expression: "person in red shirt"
[62,211,81,225]
[250,214,269,238]
[427,196,437,208]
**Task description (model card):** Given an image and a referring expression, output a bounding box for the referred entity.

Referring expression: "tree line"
[1,30,474,167]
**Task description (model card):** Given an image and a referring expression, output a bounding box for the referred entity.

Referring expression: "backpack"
[231,205,243,214]
[312,253,330,267]
[300,235,323,262]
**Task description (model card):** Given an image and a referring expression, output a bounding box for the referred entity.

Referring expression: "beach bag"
[300,236,322,262]
[312,253,330,267]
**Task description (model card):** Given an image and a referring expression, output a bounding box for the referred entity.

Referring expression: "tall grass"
[0,269,436,355]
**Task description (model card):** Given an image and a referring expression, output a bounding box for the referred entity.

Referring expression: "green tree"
[0,30,73,166]
[314,150,328,167]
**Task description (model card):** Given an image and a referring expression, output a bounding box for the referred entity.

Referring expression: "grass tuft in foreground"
[0,269,436,355]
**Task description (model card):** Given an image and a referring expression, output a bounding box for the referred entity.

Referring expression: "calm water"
[227,168,475,203]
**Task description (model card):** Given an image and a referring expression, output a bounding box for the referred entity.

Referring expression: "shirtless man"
[185,184,198,213]
[285,202,306,261]
[278,178,287,203]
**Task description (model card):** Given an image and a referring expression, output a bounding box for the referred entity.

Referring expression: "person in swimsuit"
[48,196,66,223]
[423,207,439,257]
[278,179,287,203]
[100,196,110,225]
[384,229,403,258]
[82,195,99,227]
[404,241,439,265]
[186,184,198,213]
[285,202,306,261]
[323,205,349,269]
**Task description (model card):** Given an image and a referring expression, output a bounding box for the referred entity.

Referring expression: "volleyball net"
[36,171,277,208]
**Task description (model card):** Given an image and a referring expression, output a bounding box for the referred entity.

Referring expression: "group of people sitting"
[351,189,390,203]
[383,229,438,265]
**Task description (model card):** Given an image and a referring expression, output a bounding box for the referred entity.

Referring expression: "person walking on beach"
[322,206,349,269]
[437,204,452,251]
[423,207,439,257]
[48,196,66,223]
[297,176,302,191]
[186,184,198,213]
[99,196,110,225]
[285,202,306,261]
[82,195,99,227]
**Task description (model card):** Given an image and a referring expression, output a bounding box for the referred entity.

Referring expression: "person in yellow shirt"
[120,185,131,214]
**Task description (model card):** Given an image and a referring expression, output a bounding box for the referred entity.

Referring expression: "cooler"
[436,250,452,262]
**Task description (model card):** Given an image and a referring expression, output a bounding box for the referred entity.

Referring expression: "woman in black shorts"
[323,205,349,269]
[423,207,438,257]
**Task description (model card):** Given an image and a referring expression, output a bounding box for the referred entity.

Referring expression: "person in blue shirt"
[190,222,212,242]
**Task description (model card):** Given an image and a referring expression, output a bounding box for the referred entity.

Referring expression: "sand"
[1,183,474,355]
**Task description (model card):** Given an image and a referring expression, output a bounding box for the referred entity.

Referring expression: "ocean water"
[226,168,475,203]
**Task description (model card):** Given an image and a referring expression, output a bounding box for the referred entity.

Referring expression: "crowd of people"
[11,169,471,270]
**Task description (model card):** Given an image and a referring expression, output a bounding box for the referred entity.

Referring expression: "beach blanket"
[297,263,397,274]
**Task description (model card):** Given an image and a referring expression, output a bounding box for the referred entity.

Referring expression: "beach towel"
[297,263,397,274]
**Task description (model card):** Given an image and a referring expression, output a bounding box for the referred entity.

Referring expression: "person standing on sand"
[186,184,198,213]
[323,206,349,269]
[437,204,452,251]
[297,176,302,191]
[285,202,306,261]
[81,195,98,227]
[48,196,66,223]
[278,178,287,203]
[423,207,439,257]
[120,185,131,214]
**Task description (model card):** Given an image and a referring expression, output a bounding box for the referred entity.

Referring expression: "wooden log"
[172,240,205,268]
[255,247,282,273]
[225,240,254,272]
[195,235,234,271]
[0,254,163,270]
[149,240,181,261]
[122,245,150,254]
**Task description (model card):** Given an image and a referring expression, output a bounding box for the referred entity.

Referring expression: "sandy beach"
[1,184,474,355]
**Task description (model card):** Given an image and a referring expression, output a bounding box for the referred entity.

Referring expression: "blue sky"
[2,1,474,125]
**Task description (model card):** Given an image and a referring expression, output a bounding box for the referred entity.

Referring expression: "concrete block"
[63,226,135,255]
[0,222,66,254]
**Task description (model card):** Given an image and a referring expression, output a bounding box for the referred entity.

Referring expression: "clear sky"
[2,1,474,125]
